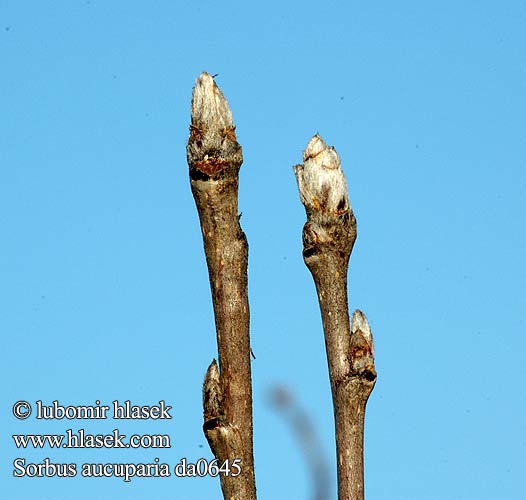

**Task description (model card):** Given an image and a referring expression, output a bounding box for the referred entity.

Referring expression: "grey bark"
[187,72,256,500]
[294,134,376,500]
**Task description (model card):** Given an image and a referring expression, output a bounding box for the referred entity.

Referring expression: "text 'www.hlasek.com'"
[11,400,241,482]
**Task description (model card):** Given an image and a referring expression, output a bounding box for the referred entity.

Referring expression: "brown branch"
[294,134,376,500]
[187,72,256,500]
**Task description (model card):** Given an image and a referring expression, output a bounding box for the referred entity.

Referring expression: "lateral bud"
[350,310,376,382]
[202,358,223,423]
[202,359,232,460]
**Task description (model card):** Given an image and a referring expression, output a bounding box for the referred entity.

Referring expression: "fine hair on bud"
[294,134,351,215]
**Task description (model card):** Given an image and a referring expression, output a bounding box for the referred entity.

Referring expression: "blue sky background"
[1,1,525,499]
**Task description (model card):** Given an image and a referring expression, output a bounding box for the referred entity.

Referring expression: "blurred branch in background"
[270,386,331,500]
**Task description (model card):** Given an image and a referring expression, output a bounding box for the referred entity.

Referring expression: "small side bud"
[202,359,231,458]
[351,309,374,356]
[294,134,351,215]
[203,359,222,422]
[350,310,376,381]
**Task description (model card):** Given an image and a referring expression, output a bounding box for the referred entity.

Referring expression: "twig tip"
[294,134,351,215]
[191,71,233,129]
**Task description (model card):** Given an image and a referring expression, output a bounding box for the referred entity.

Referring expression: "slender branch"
[294,134,376,500]
[187,72,256,500]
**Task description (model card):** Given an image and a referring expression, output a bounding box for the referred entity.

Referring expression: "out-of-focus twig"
[271,386,331,500]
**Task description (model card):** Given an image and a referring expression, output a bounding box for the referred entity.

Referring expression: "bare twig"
[294,134,376,500]
[187,72,256,500]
